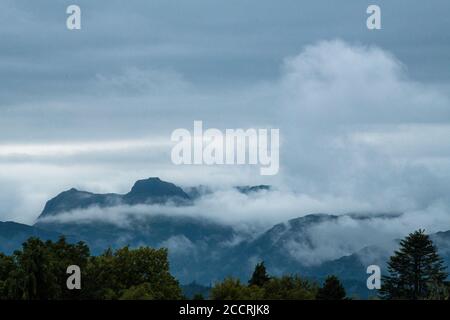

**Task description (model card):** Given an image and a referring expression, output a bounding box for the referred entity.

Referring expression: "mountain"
[33,178,286,283]
[34,178,240,283]
[2,177,450,299]
[0,221,63,255]
[123,177,190,205]
[39,188,122,218]
[235,185,271,194]
[39,177,190,218]
[210,214,341,281]
[431,230,450,267]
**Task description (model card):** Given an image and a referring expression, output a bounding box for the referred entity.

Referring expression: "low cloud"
[37,188,372,229]
[36,186,450,266]
[284,206,450,266]
[160,235,197,256]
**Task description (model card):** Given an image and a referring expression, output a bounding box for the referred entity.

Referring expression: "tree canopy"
[0,237,182,300]
[316,275,346,300]
[380,230,448,300]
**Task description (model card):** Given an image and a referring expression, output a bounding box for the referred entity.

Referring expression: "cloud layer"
[1,40,449,242]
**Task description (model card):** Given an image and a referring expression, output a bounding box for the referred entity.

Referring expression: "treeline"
[0,237,182,299]
[0,230,449,300]
[208,263,346,300]
[210,229,449,300]
[0,236,345,300]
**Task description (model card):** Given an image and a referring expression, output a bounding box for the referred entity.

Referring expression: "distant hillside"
[1,177,449,299]
[0,221,62,255]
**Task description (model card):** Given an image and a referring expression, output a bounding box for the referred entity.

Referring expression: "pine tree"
[248,262,270,287]
[380,229,448,300]
[316,275,346,300]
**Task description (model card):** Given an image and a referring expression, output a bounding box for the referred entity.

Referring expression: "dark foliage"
[0,236,182,300]
[316,275,346,300]
[380,230,448,300]
[248,261,270,287]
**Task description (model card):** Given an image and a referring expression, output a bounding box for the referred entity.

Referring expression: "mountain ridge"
[39,177,191,219]
[1,177,449,299]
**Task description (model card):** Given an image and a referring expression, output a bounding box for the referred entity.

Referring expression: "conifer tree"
[316,275,346,300]
[380,230,448,300]
[248,261,270,287]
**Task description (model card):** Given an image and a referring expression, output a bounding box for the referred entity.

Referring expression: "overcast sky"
[0,0,450,224]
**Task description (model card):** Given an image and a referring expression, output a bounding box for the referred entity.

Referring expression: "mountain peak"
[235,185,271,194]
[131,177,162,188]
[125,177,190,204]
[37,177,191,219]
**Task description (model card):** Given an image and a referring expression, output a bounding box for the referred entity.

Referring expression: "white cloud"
[0,138,169,158]
[160,235,196,256]
[278,40,450,215]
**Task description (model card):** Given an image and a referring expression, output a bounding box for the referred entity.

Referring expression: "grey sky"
[0,1,450,224]
[1,0,450,100]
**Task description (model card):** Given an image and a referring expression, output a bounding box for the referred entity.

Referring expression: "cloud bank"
[1,40,450,239]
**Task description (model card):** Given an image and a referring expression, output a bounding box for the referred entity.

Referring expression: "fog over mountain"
[1,39,450,227]
[0,176,444,298]
[35,183,450,259]
[31,178,450,268]
[1,2,450,298]
[1,1,450,225]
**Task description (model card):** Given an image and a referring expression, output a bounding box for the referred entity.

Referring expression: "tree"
[0,237,90,299]
[46,237,90,299]
[211,272,318,300]
[248,261,270,287]
[380,230,448,300]
[0,253,14,297]
[8,238,58,299]
[316,275,346,300]
[119,283,154,300]
[0,238,184,300]
[263,275,317,300]
[210,278,264,300]
[83,246,183,300]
